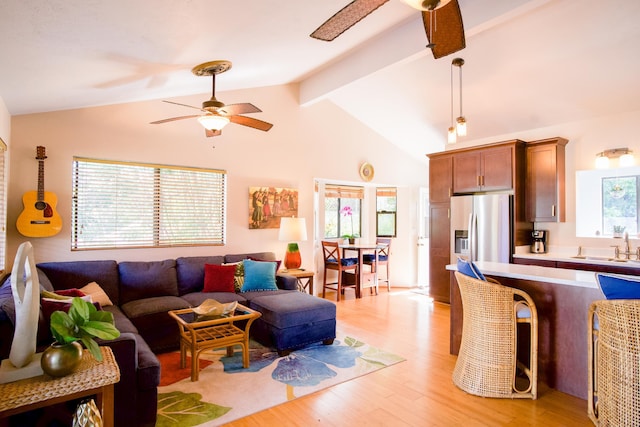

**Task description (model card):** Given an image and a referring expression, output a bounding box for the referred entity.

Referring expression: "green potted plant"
[612,225,626,238]
[42,297,120,376]
[340,206,359,244]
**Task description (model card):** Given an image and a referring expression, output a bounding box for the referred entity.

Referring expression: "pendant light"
[453,58,466,137]
[448,59,456,144]
[447,57,466,143]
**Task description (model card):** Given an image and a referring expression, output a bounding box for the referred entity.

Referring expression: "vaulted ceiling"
[1,0,639,162]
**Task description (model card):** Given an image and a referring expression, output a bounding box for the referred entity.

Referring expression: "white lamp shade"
[278,217,307,242]
[401,0,451,11]
[620,153,635,167]
[447,126,457,144]
[456,117,467,137]
[595,154,610,169]
[197,114,230,131]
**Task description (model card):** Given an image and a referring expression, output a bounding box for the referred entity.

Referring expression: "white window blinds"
[72,158,226,250]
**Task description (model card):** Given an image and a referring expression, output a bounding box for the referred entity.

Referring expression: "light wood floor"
[224,288,591,426]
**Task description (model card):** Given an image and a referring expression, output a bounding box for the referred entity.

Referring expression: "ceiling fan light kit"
[400,0,451,11]
[150,60,273,137]
[197,115,230,131]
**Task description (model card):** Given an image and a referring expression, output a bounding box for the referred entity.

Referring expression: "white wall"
[8,84,426,288]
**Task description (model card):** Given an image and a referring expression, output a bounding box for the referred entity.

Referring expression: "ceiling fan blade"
[206,129,222,138]
[229,115,273,132]
[219,103,262,116]
[162,100,208,112]
[150,114,200,124]
[310,0,390,41]
[423,0,465,59]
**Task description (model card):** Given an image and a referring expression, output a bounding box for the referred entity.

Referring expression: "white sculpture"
[0,242,43,383]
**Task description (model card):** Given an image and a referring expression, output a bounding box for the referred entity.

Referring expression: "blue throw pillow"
[596,273,640,299]
[456,257,486,281]
[241,259,278,292]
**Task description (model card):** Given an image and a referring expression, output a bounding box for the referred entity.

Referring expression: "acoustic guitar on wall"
[16,146,62,237]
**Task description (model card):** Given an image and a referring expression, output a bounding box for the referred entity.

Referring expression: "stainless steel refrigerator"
[450,193,513,264]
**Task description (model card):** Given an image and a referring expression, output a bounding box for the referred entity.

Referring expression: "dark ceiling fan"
[150,60,273,137]
[310,0,465,59]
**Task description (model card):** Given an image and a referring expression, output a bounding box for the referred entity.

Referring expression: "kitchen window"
[71,158,226,250]
[602,175,639,236]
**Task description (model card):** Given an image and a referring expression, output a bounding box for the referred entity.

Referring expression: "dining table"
[339,242,388,298]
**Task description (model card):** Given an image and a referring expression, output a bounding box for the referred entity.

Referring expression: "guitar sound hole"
[35,201,47,211]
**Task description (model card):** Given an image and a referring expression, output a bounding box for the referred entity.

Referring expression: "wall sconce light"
[595,147,635,169]
[447,58,466,143]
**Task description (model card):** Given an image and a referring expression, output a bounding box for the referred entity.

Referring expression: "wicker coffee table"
[169,304,261,381]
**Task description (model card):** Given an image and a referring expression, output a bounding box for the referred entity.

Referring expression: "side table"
[282,269,315,294]
[0,346,120,427]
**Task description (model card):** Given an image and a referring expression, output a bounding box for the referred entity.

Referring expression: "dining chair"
[321,240,359,301]
[588,299,640,425]
[362,238,391,293]
[453,271,538,399]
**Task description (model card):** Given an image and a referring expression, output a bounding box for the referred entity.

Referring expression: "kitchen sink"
[570,255,628,262]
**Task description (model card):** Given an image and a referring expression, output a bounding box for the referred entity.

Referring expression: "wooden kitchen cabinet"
[526,137,568,222]
[453,145,514,193]
[429,202,451,303]
[429,154,452,203]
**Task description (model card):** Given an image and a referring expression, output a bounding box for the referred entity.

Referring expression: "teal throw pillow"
[242,259,278,292]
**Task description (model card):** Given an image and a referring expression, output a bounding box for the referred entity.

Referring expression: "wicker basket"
[588,299,640,426]
[452,272,538,399]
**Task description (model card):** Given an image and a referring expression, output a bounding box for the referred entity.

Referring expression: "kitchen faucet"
[616,232,639,260]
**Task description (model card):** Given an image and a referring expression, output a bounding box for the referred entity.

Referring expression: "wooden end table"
[0,346,120,427]
[281,269,315,294]
[169,304,261,381]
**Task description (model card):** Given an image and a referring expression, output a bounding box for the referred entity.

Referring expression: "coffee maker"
[531,230,549,254]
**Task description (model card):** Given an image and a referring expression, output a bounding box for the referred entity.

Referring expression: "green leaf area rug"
[156,336,405,427]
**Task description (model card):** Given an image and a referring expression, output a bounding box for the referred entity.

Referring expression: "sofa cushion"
[176,256,225,295]
[120,296,189,319]
[80,281,114,307]
[224,252,275,264]
[103,305,138,335]
[37,261,119,304]
[119,260,178,305]
[181,291,247,307]
[249,292,336,329]
[203,264,236,293]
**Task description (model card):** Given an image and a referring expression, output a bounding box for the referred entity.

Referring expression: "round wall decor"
[359,162,374,182]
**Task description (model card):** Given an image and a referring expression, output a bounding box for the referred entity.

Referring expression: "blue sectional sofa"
[0,251,336,427]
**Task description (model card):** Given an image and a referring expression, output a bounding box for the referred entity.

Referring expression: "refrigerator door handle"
[469,213,478,262]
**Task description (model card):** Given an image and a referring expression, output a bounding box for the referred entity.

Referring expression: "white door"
[417,187,429,287]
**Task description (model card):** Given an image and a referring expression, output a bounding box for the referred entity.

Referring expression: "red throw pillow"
[203,264,237,293]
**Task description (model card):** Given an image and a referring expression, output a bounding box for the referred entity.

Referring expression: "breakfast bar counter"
[446,261,603,400]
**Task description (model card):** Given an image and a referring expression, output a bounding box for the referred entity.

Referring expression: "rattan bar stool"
[588,299,640,426]
[453,272,538,399]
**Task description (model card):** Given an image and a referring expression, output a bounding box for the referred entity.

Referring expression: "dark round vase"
[41,341,83,377]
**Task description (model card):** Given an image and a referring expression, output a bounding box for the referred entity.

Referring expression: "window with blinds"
[0,139,6,272]
[376,187,397,237]
[72,158,226,250]
[323,184,363,238]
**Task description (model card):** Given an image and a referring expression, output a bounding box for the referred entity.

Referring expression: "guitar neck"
[37,159,45,202]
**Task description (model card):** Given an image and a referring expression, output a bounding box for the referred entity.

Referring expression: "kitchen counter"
[446,260,598,288]
[514,251,640,269]
[448,261,604,400]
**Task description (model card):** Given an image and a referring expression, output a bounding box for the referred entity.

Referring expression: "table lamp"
[278,217,307,271]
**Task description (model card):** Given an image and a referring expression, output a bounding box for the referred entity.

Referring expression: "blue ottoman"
[248,292,336,355]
